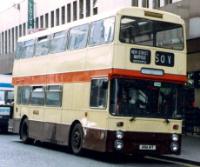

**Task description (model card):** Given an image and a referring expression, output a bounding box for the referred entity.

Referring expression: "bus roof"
[18,7,184,43]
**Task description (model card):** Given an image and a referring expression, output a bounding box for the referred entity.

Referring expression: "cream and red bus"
[9,7,186,155]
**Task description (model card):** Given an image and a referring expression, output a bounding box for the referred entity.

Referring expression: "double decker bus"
[9,7,186,155]
[0,75,14,132]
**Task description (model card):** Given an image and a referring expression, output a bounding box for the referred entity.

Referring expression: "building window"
[2,32,4,54]
[23,23,26,36]
[132,0,138,6]
[165,0,172,5]
[142,0,149,8]
[12,28,14,52]
[61,6,65,24]
[5,31,7,54]
[40,15,44,28]
[19,24,22,37]
[56,8,60,26]
[73,1,77,21]
[90,78,108,108]
[153,0,160,8]
[93,0,98,15]
[45,13,49,28]
[79,0,84,19]
[67,3,71,23]
[86,0,90,17]
[35,17,39,29]
[8,30,11,53]
[51,10,54,27]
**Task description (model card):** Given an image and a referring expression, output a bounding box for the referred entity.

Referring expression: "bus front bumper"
[106,131,181,155]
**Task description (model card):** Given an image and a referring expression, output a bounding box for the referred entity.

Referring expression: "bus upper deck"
[13,7,186,85]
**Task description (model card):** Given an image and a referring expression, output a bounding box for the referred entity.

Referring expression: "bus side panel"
[28,120,70,145]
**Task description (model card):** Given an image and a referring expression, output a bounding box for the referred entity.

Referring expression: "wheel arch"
[19,115,28,134]
[68,120,82,146]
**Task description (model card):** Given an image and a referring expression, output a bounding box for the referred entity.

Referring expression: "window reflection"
[120,16,184,50]
[89,17,115,46]
[110,78,180,118]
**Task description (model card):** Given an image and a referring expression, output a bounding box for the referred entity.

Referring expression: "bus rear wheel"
[70,123,84,154]
[20,118,31,143]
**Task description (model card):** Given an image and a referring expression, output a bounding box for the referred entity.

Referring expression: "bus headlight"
[172,134,179,141]
[114,140,124,150]
[116,131,124,139]
[170,142,179,152]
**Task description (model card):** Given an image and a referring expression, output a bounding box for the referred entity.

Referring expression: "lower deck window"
[46,85,62,106]
[90,78,108,108]
[31,86,45,106]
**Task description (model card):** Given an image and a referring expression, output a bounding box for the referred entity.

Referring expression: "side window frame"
[45,85,63,107]
[88,16,115,47]
[35,35,50,56]
[68,23,89,50]
[49,31,68,54]
[30,86,45,106]
[22,39,35,59]
[20,86,31,105]
[90,78,108,109]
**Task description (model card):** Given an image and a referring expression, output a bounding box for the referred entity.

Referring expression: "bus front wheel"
[70,123,84,154]
[20,118,31,143]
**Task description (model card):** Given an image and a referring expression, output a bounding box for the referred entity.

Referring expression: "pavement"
[160,135,200,165]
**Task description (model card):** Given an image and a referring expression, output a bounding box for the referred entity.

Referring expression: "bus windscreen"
[110,78,182,119]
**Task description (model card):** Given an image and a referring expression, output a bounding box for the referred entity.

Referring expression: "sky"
[0,0,22,12]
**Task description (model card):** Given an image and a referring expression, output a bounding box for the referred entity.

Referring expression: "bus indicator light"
[173,124,179,130]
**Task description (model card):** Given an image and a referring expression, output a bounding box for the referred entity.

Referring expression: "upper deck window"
[120,16,184,50]
[68,24,89,50]
[49,31,67,53]
[89,17,115,46]
[16,40,35,59]
[16,42,24,59]
[35,36,49,56]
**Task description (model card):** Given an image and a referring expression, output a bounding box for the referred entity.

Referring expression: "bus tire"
[70,123,84,154]
[19,118,32,144]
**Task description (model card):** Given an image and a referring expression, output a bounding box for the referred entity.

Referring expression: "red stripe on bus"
[12,68,187,85]
[110,69,187,84]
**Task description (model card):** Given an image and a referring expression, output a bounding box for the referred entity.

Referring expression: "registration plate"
[139,144,156,150]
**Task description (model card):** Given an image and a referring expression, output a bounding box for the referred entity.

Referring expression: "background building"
[160,0,200,108]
